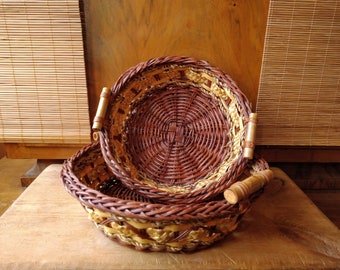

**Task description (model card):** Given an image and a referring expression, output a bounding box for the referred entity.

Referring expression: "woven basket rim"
[97,56,254,203]
[60,142,269,222]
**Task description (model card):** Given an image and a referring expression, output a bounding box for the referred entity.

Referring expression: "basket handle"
[224,169,273,204]
[92,87,110,140]
[243,113,257,160]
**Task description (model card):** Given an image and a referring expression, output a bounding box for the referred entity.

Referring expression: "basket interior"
[104,61,252,195]
[73,145,152,202]
[124,85,231,187]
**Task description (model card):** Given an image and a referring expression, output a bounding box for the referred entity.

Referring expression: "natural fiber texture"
[0,0,90,144]
[60,142,269,252]
[257,0,340,146]
[97,56,253,203]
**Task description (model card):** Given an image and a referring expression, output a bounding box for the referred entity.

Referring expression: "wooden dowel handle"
[243,113,257,159]
[224,169,273,204]
[92,87,110,139]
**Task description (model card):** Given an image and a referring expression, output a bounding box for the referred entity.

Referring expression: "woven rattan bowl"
[93,56,256,203]
[60,142,270,253]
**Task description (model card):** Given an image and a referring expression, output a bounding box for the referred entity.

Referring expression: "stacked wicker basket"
[60,56,273,252]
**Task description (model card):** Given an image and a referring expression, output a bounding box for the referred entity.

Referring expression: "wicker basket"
[93,56,257,203]
[60,142,270,253]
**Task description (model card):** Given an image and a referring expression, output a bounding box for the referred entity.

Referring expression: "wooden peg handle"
[243,113,257,159]
[224,169,273,204]
[92,87,110,139]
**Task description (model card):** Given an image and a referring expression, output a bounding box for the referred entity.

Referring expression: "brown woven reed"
[60,142,269,252]
[95,56,253,203]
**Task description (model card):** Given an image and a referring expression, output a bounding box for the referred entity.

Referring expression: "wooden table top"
[0,165,339,269]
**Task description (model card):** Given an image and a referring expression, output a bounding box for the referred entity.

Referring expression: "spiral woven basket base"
[99,56,253,203]
[60,142,269,253]
[124,85,230,188]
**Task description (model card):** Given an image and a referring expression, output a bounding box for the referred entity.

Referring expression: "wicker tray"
[60,142,270,253]
[93,56,257,203]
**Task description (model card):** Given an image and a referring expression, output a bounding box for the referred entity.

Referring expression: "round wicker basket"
[60,142,269,253]
[94,56,255,203]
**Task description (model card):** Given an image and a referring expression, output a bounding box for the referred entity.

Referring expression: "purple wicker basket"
[92,56,258,203]
[60,141,270,252]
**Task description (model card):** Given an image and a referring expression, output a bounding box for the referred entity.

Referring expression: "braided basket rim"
[60,142,269,222]
[98,56,253,203]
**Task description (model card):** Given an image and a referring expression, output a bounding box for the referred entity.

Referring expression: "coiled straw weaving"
[60,142,269,252]
[93,56,254,203]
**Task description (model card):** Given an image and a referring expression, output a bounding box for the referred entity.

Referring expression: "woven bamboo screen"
[256,0,340,146]
[0,0,90,144]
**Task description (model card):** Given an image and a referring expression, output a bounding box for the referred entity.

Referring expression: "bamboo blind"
[256,0,340,146]
[0,0,90,144]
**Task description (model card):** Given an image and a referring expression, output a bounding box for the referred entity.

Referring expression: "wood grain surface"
[83,0,269,123]
[0,165,339,269]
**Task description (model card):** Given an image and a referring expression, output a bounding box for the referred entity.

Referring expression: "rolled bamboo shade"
[0,0,90,144]
[256,0,340,146]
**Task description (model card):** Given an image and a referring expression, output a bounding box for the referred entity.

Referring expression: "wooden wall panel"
[83,0,269,122]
